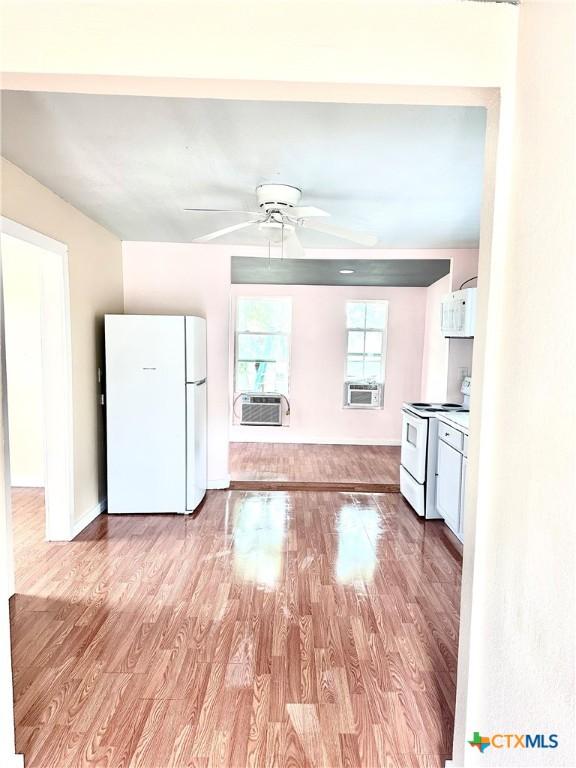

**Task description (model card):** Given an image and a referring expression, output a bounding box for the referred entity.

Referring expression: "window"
[235,297,291,394]
[345,301,388,382]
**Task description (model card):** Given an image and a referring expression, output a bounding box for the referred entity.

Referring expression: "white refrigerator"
[105,315,207,514]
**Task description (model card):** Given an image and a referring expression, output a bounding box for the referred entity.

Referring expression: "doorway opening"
[0,82,498,768]
[226,255,478,495]
[214,99,485,496]
[1,219,74,586]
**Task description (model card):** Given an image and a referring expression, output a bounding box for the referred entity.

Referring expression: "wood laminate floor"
[229,443,401,491]
[10,486,461,768]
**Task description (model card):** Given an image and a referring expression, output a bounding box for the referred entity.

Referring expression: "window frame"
[344,300,389,384]
[234,296,292,395]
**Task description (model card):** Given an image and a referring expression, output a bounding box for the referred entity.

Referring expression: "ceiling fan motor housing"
[256,184,302,212]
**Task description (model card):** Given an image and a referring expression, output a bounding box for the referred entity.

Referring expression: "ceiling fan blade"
[302,218,377,247]
[288,205,329,219]
[195,220,260,242]
[184,208,261,215]
[284,231,305,259]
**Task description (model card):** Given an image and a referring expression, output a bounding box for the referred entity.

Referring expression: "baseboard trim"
[70,497,107,539]
[207,477,231,490]
[229,436,401,446]
[229,480,400,493]
[10,478,44,488]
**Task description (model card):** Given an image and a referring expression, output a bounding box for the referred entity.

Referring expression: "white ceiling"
[0,92,486,248]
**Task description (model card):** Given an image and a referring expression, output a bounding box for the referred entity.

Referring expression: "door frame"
[1,217,75,556]
[1,75,508,768]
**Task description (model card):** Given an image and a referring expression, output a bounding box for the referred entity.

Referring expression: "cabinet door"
[436,439,462,534]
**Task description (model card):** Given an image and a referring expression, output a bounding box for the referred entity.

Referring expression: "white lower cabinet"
[459,456,467,540]
[436,438,463,536]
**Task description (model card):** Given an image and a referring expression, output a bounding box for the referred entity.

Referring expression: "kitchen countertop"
[436,411,470,434]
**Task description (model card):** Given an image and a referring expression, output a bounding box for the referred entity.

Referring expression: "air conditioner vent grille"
[344,382,383,408]
[240,393,283,426]
[349,383,379,391]
[350,390,374,405]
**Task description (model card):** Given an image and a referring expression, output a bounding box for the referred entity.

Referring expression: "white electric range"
[400,377,471,518]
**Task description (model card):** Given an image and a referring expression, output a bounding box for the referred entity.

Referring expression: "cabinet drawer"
[400,466,425,517]
[439,423,464,451]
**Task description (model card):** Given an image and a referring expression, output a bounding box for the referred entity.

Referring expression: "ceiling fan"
[184,184,377,258]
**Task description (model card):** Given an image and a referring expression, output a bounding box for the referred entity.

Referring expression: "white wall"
[453,2,576,766]
[1,159,124,524]
[229,283,426,445]
[0,2,517,88]
[0,279,20,765]
[1,236,44,486]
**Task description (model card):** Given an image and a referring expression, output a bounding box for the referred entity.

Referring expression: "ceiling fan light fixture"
[258,219,293,244]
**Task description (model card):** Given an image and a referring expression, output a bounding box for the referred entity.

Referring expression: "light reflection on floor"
[334,501,381,585]
[230,492,383,589]
[231,492,288,587]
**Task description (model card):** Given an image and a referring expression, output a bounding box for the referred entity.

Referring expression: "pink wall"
[122,242,476,482]
[447,250,479,401]
[229,283,426,444]
[420,250,479,402]
[420,273,451,401]
[122,242,232,486]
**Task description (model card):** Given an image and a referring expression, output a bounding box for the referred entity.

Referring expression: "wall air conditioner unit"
[345,382,382,408]
[240,393,283,425]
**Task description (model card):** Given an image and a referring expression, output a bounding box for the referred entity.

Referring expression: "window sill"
[342,404,384,411]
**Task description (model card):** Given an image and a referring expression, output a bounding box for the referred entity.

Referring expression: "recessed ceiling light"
[339,269,355,275]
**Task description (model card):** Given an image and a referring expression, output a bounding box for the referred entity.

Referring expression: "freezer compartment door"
[186,316,207,383]
[186,381,207,511]
[105,315,186,513]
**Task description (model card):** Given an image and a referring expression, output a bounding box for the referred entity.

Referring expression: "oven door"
[400,410,428,484]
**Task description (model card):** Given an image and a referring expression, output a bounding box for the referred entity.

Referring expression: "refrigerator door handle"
[186,380,207,512]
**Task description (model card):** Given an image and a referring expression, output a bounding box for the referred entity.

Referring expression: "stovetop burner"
[405,401,469,413]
